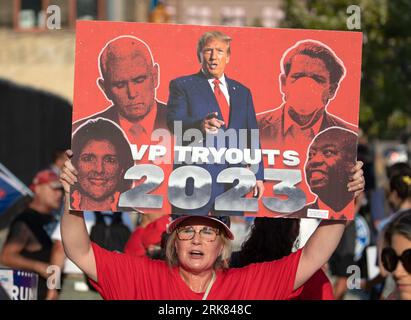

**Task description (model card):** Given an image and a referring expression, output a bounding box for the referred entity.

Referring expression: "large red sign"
[72,21,362,220]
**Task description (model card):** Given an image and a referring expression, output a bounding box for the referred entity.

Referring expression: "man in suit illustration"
[167,31,264,215]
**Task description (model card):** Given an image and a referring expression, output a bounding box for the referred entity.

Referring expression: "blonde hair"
[166,230,232,270]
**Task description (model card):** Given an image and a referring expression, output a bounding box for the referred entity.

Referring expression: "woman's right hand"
[60,150,78,194]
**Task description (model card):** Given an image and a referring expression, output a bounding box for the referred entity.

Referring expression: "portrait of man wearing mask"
[257,40,357,149]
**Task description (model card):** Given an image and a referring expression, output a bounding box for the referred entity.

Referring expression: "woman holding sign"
[60,148,365,300]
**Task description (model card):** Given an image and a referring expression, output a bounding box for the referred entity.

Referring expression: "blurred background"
[0,0,410,300]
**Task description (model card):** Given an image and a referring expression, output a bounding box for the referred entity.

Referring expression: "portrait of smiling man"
[257,40,357,149]
[290,127,359,219]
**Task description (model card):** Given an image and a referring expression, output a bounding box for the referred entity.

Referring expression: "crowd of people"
[1,30,410,301]
[0,143,410,300]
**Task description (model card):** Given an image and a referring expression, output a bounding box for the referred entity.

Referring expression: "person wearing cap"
[60,152,365,299]
[124,213,170,258]
[0,169,63,300]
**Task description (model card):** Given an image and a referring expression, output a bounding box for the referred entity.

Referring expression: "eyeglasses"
[176,226,220,242]
[381,247,411,273]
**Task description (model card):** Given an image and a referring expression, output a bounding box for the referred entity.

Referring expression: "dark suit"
[167,71,263,215]
[72,101,168,133]
[257,105,357,147]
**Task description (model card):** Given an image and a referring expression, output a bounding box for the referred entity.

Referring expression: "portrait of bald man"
[290,127,358,220]
[73,36,168,145]
[72,36,171,214]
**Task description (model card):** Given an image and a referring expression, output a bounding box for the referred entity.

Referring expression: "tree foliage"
[281,0,411,139]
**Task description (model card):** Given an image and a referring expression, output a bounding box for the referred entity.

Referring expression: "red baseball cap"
[30,169,62,191]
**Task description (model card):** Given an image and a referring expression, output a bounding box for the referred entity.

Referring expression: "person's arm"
[333,276,349,300]
[294,161,365,290]
[0,222,49,279]
[49,240,66,273]
[60,151,97,281]
[295,220,347,290]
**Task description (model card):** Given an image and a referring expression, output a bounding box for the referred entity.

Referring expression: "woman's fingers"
[59,173,72,193]
[350,160,363,175]
[64,156,78,175]
[347,160,365,194]
[351,169,364,183]
[348,172,365,193]
[60,154,78,191]
[61,170,76,186]
[63,167,77,184]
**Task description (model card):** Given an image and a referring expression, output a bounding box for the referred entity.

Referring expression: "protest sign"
[72,21,361,219]
[0,269,38,300]
[0,162,33,229]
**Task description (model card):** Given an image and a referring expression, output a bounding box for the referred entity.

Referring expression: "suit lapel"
[225,76,239,128]
[195,71,218,106]
[225,76,237,104]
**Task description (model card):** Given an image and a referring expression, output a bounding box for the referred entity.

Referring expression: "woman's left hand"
[348,161,365,198]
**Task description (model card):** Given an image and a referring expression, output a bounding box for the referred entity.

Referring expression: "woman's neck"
[179,267,215,293]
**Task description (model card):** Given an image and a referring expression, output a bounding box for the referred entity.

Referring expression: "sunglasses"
[381,247,411,273]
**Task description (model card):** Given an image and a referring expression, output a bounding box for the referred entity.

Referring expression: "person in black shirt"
[0,169,63,300]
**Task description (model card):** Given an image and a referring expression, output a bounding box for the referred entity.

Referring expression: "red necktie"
[213,79,230,125]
